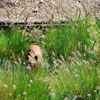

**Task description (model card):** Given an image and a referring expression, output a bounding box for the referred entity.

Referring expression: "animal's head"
[27,45,44,68]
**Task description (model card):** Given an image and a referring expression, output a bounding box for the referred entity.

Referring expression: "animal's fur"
[26,45,44,69]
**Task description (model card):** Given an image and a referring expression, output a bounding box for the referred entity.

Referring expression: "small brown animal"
[26,45,44,69]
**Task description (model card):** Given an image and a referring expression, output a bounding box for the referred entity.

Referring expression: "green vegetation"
[0,17,100,100]
[44,17,99,59]
[0,67,50,100]
[0,27,32,60]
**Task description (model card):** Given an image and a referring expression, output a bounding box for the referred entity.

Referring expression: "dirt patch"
[0,0,100,25]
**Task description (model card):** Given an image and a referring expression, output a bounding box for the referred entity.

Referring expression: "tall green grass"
[0,57,100,100]
[0,66,50,100]
[0,17,100,100]
[44,18,99,60]
[0,27,32,60]
[44,20,90,58]
[50,65,100,100]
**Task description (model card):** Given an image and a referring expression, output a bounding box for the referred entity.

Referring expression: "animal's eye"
[27,52,30,56]
[34,56,38,61]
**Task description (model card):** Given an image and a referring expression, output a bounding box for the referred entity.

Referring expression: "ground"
[0,0,100,24]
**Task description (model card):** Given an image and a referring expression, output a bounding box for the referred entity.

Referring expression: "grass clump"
[0,66,50,100]
[44,19,92,58]
[50,65,100,100]
[0,33,8,57]
[44,17,100,61]
[50,57,99,100]
[0,27,33,60]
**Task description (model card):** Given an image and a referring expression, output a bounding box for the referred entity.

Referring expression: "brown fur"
[26,45,44,69]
